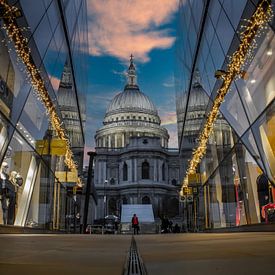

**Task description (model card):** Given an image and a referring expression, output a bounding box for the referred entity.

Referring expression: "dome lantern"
[126,54,137,87]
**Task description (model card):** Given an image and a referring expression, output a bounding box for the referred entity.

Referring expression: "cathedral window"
[142,161,150,179]
[123,162,128,181]
[108,198,117,215]
[142,196,150,204]
[122,197,128,204]
[162,163,165,181]
[172,179,177,185]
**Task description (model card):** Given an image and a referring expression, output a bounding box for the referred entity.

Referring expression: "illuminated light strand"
[0,0,80,184]
[180,0,273,195]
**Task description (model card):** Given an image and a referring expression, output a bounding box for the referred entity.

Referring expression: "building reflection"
[0,0,88,231]
[176,0,275,231]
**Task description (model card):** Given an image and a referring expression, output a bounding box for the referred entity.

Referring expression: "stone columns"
[122,133,125,147]
[128,160,132,182]
[115,134,118,148]
[108,135,111,148]
[154,159,157,181]
[134,158,137,182]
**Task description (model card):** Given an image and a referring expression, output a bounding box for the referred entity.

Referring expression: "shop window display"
[0,128,54,227]
[205,140,269,228]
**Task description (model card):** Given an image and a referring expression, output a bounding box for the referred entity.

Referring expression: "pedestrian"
[131,213,139,235]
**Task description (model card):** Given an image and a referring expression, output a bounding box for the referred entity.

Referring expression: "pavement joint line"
[123,236,148,275]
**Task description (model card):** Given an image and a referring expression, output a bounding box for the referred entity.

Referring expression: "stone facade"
[93,57,181,222]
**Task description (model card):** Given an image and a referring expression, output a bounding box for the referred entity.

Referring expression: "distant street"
[0,233,275,275]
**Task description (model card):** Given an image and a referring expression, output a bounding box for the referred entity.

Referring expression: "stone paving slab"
[135,233,275,275]
[1,233,275,275]
[0,234,131,275]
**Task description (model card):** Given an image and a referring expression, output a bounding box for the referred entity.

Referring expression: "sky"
[84,0,179,164]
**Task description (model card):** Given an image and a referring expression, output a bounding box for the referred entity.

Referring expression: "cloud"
[83,145,95,167]
[165,124,178,148]
[163,76,175,88]
[87,0,178,62]
[158,92,177,126]
[49,75,60,91]
[160,111,177,126]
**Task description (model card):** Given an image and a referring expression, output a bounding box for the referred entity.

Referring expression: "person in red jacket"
[131,214,139,235]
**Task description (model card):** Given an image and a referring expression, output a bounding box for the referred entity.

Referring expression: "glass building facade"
[0,0,88,230]
[176,0,275,230]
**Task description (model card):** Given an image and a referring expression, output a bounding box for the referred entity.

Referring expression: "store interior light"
[267,48,273,55]
[250,79,256,84]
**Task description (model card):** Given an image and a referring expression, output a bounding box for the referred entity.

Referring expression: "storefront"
[176,0,275,230]
[0,0,88,230]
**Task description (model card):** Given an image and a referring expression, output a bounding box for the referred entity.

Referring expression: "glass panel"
[241,129,265,171]
[233,144,262,225]
[221,0,246,31]
[215,9,235,55]
[20,0,46,32]
[33,12,53,59]
[220,85,250,136]
[0,128,52,226]
[0,30,32,125]
[25,159,55,229]
[251,100,275,183]
[236,29,275,122]
[46,1,60,34]
[0,112,11,161]
[16,89,49,143]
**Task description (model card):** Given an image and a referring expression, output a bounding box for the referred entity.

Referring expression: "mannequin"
[0,161,16,224]
[10,171,23,190]
[0,161,9,224]
[10,171,23,216]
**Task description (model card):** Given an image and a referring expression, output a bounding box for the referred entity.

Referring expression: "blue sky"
[84,0,179,163]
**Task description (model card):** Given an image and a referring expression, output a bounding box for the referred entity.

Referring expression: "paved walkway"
[135,233,275,275]
[0,232,275,274]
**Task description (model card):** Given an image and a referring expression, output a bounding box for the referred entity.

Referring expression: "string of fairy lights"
[0,0,80,183]
[180,0,273,196]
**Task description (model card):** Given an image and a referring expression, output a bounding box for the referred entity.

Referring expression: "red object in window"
[261,203,275,223]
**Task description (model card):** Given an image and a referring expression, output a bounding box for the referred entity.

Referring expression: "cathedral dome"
[188,82,209,109]
[177,70,209,113]
[105,55,158,117]
[106,86,157,116]
[95,55,169,149]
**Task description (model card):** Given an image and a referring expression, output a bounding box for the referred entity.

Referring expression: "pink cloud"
[165,124,178,148]
[49,75,60,91]
[160,111,177,126]
[83,145,95,167]
[87,0,178,62]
